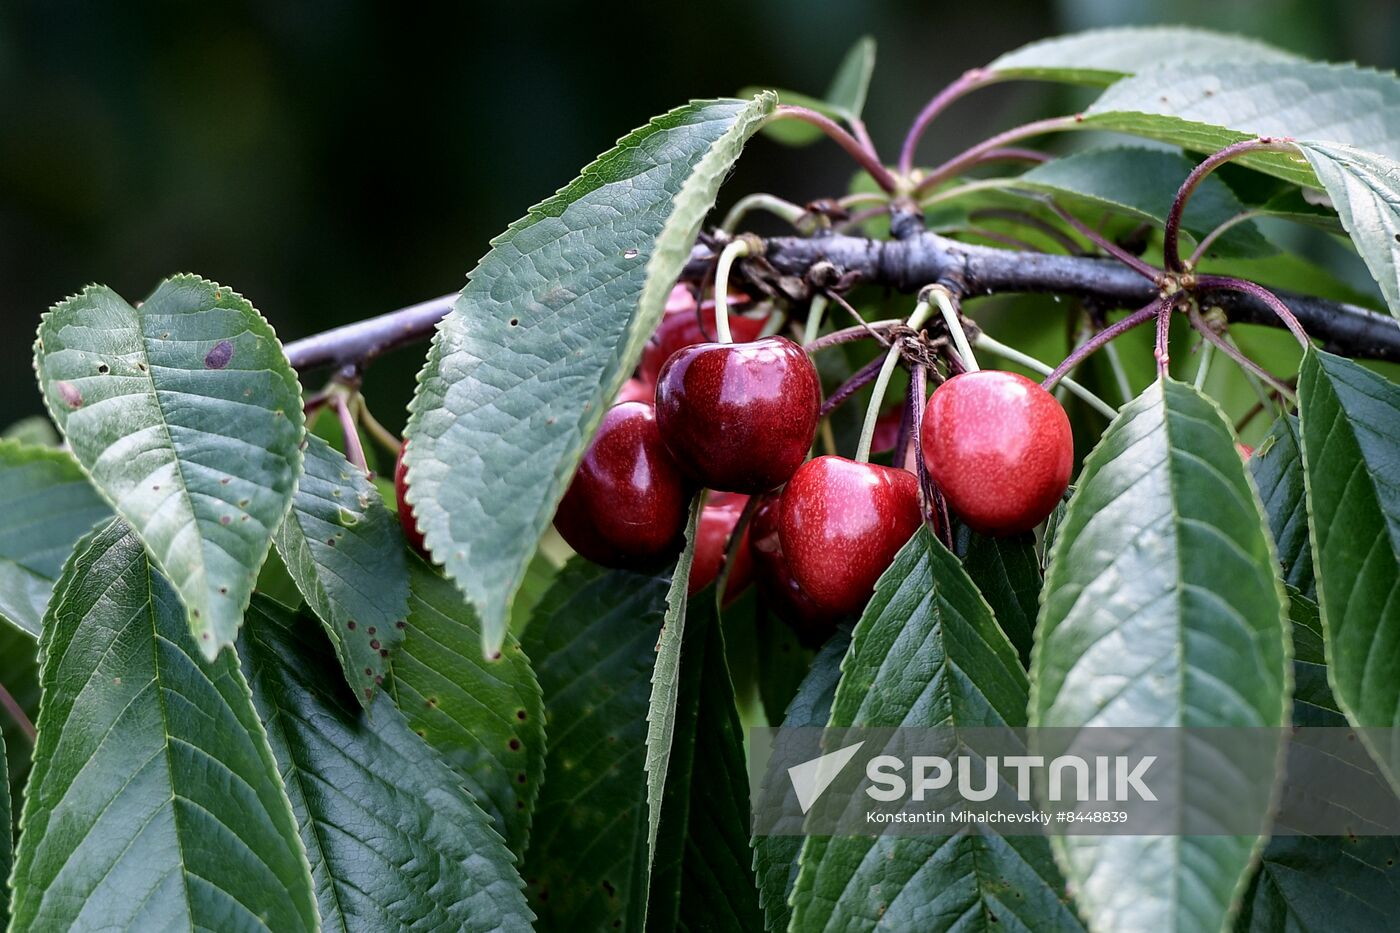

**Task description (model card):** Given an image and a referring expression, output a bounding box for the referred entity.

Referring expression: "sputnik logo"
[788,741,865,813]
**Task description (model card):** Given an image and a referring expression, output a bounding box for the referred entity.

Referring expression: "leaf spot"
[623,248,640,259]
[56,380,84,408]
[204,339,234,369]
[96,362,110,374]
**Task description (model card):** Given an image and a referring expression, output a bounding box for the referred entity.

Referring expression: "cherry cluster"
[395,284,1075,646]
[559,284,1077,644]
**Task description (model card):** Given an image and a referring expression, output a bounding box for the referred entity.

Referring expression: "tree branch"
[281,230,1400,373]
[688,231,1400,362]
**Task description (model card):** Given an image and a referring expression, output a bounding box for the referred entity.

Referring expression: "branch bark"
[690,231,1400,362]
[281,230,1400,371]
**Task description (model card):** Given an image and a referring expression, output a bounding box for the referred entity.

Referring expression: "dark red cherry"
[655,336,820,494]
[553,401,691,567]
[639,286,765,384]
[921,370,1072,537]
[394,445,429,556]
[870,406,904,456]
[778,456,922,618]
[749,492,843,646]
[688,491,753,603]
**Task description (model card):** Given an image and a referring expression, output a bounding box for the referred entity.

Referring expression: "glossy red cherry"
[778,456,923,618]
[688,491,753,603]
[640,287,765,384]
[921,370,1072,536]
[553,401,691,567]
[394,445,428,556]
[749,492,843,645]
[870,407,904,457]
[655,336,820,494]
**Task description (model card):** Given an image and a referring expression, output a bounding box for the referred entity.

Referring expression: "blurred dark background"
[2,0,1396,436]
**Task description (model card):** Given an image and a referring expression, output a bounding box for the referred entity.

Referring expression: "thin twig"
[0,680,35,742]
[819,355,887,419]
[1164,137,1295,271]
[1048,202,1160,281]
[1042,299,1163,390]
[1193,274,1311,348]
[773,105,899,193]
[913,115,1079,196]
[331,393,370,473]
[1186,304,1298,400]
[899,68,999,175]
[1154,300,1174,377]
[803,320,900,354]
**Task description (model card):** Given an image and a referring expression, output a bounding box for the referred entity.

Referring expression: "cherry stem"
[1154,300,1175,378]
[909,362,953,548]
[0,680,34,742]
[1185,303,1299,400]
[975,333,1118,420]
[712,240,750,344]
[898,68,998,175]
[1041,299,1163,391]
[1047,202,1160,280]
[1193,274,1311,348]
[928,286,979,372]
[819,355,886,420]
[1164,137,1295,272]
[857,299,935,463]
[355,396,404,457]
[1193,339,1215,391]
[802,294,829,344]
[331,393,370,473]
[912,115,1079,197]
[772,105,899,194]
[803,320,900,354]
[720,193,807,234]
[1188,210,1264,267]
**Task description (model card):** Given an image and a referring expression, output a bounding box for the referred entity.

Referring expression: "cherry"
[688,491,753,603]
[639,286,765,385]
[749,492,843,645]
[655,336,820,494]
[778,456,922,618]
[870,407,904,457]
[394,444,428,556]
[921,370,1072,536]
[1237,443,1254,460]
[553,401,691,567]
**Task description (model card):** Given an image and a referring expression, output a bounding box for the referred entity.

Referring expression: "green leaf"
[1,415,59,447]
[642,495,702,890]
[1237,833,1400,932]
[404,95,774,657]
[825,36,877,122]
[1033,379,1291,932]
[1081,60,1400,186]
[1249,416,1315,598]
[754,606,812,727]
[10,520,316,931]
[955,524,1041,665]
[647,595,762,932]
[791,529,1081,933]
[751,631,848,933]
[742,36,875,146]
[1299,142,1400,322]
[521,560,670,929]
[274,434,409,705]
[1,730,9,927]
[1013,146,1273,258]
[0,439,110,637]
[1298,349,1400,788]
[986,26,1298,84]
[1287,588,1342,725]
[33,276,305,658]
[391,556,544,857]
[240,595,533,932]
